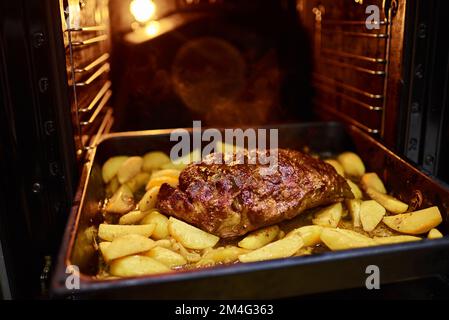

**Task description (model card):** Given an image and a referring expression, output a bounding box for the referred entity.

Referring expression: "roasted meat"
[157,149,353,238]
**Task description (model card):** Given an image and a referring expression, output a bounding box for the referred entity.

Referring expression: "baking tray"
[51,122,449,299]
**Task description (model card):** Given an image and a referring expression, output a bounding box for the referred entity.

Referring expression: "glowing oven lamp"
[130,0,156,23]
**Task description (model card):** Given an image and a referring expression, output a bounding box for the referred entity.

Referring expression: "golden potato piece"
[145,176,179,191]
[337,152,365,177]
[144,246,187,268]
[312,203,343,228]
[104,185,134,215]
[105,177,120,197]
[360,200,386,232]
[142,151,171,172]
[428,228,443,239]
[366,188,408,214]
[374,235,421,245]
[110,255,170,277]
[168,217,219,250]
[98,223,155,241]
[346,199,362,228]
[139,186,160,212]
[125,172,151,193]
[102,234,155,262]
[117,156,143,184]
[151,169,181,180]
[361,172,387,194]
[325,159,345,176]
[320,228,376,251]
[102,156,129,183]
[286,225,323,246]
[197,246,250,266]
[141,211,169,240]
[238,235,304,263]
[98,241,111,257]
[383,206,443,235]
[118,210,147,225]
[238,225,280,250]
[160,162,187,171]
[346,179,363,199]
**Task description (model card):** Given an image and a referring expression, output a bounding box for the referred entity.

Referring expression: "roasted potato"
[104,185,134,215]
[105,177,120,197]
[325,159,345,176]
[373,235,421,245]
[361,172,387,194]
[168,217,219,250]
[125,172,151,193]
[110,255,170,277]
[238,225,280,250]
[118,210,147,225]
[98,223,155,241]
[428,228,443,239]
[141,211,169,240]
[320,228,376,251]
[197,246,250,266]
[139,186,160,212]
[238,235,304,263]
[102,156,128,183]
[383,206,442,235]
[151,169,181,180]
[144,246,187,268]
[346,179,363,199]
[142,151,171,172]
[366,187,408,214]
[101,234,155,261]
[346,199,362,228]
[286,225,323,246]
[312,203,343,228]
[117,156,143,184]
[360,200,386,232]
[337,152,365,177]
[145,176,179,191]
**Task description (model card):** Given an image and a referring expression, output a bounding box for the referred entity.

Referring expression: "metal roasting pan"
[51,122,449,299]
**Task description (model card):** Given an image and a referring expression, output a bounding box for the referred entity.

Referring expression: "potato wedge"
[337,152,365,177]
[145,176,179,191]
[360,200,386,232]
[141,211,169,240]
[361,172,386,194]
[366,187,408,214]
[325,159,345,176]
[171,241,202,262]
[383,206,442,234]
[151,169,181,180]
[238,235,304,263]
[346,179,363,199]
[110,255,170,277]
[102,234,155,262]
[144,246,187,268]
[102,156,128,183]
[197,246,250,266]
[286,225,323,246]
[374,235,421,245]
[117,156,143,184]
[104,185,134,215]
[428,228,443,239]
[98,223,155,241]
[142,151,171,172]
[238,225,280,250]
[168,217,219,250]
[312,203,343,228]
[125,172,151,193]
[160,162,187,171]
[346,199,362,227]
[139,186,160,212]
[118,210,147,225]
[320,228,376,251]
[105,177,120,197]
[98,241,111,257]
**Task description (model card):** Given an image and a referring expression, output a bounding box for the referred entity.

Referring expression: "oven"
[0,0,448,299]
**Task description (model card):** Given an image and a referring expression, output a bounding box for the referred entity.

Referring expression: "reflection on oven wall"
[108,0,313,131]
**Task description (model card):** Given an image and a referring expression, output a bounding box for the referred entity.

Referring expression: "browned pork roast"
[157,149,353,238]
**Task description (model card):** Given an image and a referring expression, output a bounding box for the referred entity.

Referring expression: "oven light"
[145,21,160,36]
[130,0,156,23]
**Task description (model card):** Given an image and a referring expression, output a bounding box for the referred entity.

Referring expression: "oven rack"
[312,2,394,137]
